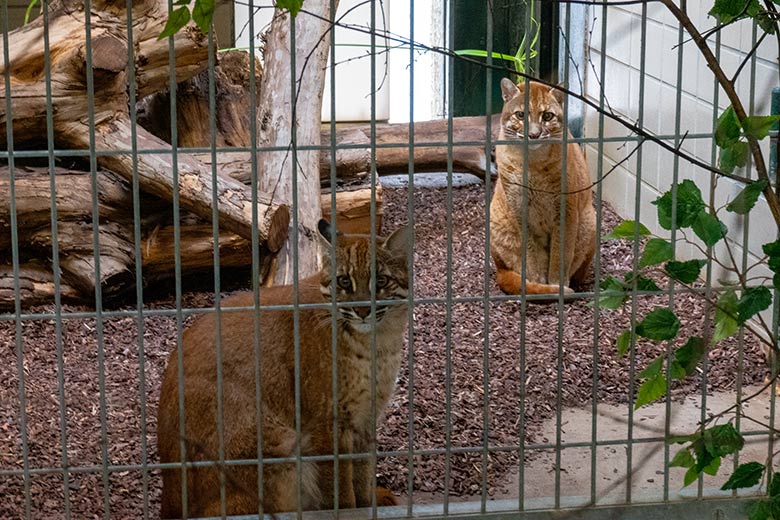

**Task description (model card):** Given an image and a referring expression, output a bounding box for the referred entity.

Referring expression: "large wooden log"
[192,116,499,187]
[0,0,289,254]
[0,261,79,309]
[137,50,262,148]
[256,1,337,284]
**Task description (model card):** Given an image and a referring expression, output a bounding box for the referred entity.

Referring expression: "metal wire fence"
[0,0,777,519]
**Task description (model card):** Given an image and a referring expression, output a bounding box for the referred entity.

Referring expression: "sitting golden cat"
[157,220,409,517]
[490,79,596,296]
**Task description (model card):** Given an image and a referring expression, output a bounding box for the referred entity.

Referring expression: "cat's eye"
[514,110,524,120]
[336,275,352,290]
[376,275,389,288]
[542,111,555,122]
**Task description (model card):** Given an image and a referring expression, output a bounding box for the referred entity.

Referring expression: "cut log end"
[266,204,291,252]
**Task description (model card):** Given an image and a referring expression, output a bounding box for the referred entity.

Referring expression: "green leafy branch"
[159,0,303,39]
[454,0,540,77]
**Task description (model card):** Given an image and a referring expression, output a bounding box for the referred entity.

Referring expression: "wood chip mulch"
[0,181,768,518]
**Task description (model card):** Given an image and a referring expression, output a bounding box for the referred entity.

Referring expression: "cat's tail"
[496,268,573,297]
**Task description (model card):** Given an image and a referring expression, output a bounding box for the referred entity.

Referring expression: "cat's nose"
[527,126,542,138]
[354,306,371,319]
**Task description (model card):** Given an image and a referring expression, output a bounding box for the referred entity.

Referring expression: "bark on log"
[192,116,499,187]
[137,50,262,148]
[256,1,338,284]
[0,261,79,309]
[0,0,289,254]
[321,186,383,236]
[28,221,136,298]
[318,116,499,183]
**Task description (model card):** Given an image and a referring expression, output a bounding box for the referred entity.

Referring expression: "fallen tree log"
[0,0,289,254]
[0,261,79,309]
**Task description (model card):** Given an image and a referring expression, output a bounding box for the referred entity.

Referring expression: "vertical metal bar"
[480,1,494,512]
[664,0,688,502]
[327,0,341,515]
[168,0,189,512]
[288,11,304,518]
[82,1,112,514]
[442,0,453,513]
[368,0,379,514]
[124,3,149,517]
[733,16,761,489]
[204,26,228,518]
[516,2,533,509]
[405,0,419,514]
[626,2,649,504]
[590,0,609,504]
[699,24,722,500]
[554,0,573,508]
[40,0,72,514]
[246,0,265,511]
[2,0,31,515]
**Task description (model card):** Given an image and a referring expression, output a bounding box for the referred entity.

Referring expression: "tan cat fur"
[157,221,409,518]
[490,79,597,296]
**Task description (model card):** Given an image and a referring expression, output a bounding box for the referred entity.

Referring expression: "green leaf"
[191,0,215,34]
[763,239,780,289]
[672,337,706,379]
[769,472,780,497]
[756,11,777,34]
[637,276,661,292]
[670,448,696,468]
[709,0,753,23]
[728,179,768,214]
[721,461,765,490]
[702,455,722,476]
[616,329,632,356]
[749,499,772,520]
[640,238,674,267]
[665,259,707,284]
[638,356,663,379]
[715,106,742,147]
[597,277,628,309]
[743,115,780,140]
[652,180,706,230]
[277,0,304,16]
[603,220,652,240]
[719,140,749,173]
[683,465,701,487]
[636,308,680,341]
[692,212,727,247]
[704,423,745,457]
[714,289,739,342]
[159,6,191,39]
[635,372,667,408]
[737,286,772,324]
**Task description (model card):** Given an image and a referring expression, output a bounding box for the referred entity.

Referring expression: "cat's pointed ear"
[500,77,519,102]
[383,225,411,258]
[549,83,565,105]
[318,218,341,248]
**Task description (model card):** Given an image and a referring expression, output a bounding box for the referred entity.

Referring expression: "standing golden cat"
[157,220,409,518]
[490,78,596,296]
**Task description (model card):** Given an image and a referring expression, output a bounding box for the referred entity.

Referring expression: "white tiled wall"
[583,4,779,279]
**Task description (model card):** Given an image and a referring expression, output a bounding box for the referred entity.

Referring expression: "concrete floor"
[497,385,777,505]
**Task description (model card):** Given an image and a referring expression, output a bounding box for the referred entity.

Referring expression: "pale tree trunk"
[257,2,337,284]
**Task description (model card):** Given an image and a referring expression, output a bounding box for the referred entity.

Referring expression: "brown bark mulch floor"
[0,181,767,518]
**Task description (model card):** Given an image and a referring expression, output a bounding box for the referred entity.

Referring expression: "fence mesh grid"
[0,0,777,518]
